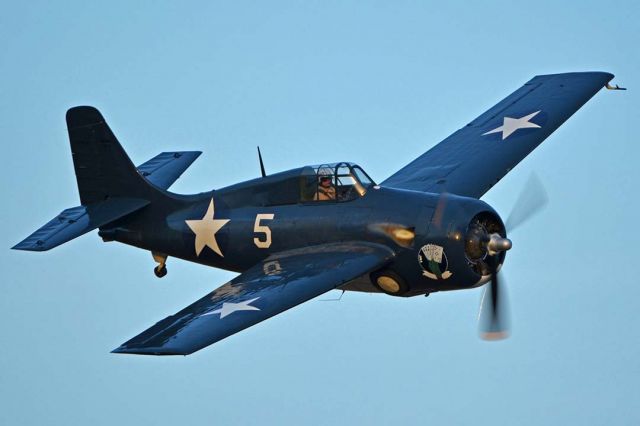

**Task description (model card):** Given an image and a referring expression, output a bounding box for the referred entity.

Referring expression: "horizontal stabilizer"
[12,198,149,251]
[137,151,202,190]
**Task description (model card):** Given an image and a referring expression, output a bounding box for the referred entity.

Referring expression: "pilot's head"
[320,176,332,187]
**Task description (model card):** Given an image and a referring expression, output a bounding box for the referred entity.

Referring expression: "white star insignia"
[483,110,542,140]
[202,297,261,319]
[185,198,230,257]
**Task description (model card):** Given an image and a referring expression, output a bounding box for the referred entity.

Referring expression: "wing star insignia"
[483,110,542,140]
[202,297,261,319]
[185,198,230,257]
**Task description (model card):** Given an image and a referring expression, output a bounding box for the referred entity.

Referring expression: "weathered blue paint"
[12,71,616,354]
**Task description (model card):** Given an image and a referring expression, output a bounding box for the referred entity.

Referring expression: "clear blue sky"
[1,1,638,425]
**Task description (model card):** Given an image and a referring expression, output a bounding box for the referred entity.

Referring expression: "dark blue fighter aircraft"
[14,72,622,355]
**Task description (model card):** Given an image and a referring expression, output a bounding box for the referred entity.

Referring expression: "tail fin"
[13,106,178,251]
[67,106,151,205]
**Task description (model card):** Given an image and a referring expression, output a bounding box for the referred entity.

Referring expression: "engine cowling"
[413,193,507,292]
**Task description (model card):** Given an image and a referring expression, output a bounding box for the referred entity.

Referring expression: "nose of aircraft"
[487,233,512,255]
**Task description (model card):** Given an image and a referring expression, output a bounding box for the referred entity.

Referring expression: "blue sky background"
[1,1,638,424]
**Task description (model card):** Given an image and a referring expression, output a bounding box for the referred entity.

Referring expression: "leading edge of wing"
[112,242,395,356]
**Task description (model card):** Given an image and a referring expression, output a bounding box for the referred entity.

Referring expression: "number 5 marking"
[253,213,274,248]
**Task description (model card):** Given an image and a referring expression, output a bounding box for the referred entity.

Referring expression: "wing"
[112,242,394,355]
[137,151,202,190]
[12,197,149,251]
[382,72,614,198]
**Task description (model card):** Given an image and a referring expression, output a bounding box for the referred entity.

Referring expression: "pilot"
[315,175,336,201]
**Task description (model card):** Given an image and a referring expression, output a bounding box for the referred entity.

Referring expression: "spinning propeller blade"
[505,173,548,232]
[478,173,548,341]
[479,255,509,340]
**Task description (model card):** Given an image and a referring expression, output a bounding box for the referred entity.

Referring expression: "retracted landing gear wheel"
[154,264,167,278]
[371,269,409,296]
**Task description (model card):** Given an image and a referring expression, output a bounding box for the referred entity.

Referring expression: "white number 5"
[253,214,274,248]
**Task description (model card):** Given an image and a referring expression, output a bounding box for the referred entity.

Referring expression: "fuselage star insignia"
[185,198,230,257]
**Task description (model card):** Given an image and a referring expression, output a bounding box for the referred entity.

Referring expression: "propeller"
[478,254,509,340]
[505,173,548,232]
[478,173,548,341]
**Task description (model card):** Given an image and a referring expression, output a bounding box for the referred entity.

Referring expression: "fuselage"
[101,170,504,297]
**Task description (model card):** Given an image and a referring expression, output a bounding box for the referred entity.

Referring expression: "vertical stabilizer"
[66,106,150,205]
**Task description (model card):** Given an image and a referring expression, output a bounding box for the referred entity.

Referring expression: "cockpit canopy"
[307,162,375,202]
[219,162,376,207]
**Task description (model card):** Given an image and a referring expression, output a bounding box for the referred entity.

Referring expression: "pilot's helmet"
[317,167,333,183]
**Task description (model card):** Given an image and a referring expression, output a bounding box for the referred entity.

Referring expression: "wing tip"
[111,346,189,356]
[529,71,615,85]
[11,241,48,251]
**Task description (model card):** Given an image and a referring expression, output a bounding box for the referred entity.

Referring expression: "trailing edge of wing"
[137,151,202,190]
[112,242,394,355]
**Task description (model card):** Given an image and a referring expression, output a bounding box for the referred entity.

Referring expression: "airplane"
[13,71,622,355]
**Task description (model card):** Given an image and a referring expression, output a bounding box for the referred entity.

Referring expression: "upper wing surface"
[113,242,394,355]
[382,72,614,198]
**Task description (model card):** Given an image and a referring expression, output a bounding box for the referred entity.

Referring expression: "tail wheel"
[154,264,167,278]
[371,270,409,296]
[152,251,168,278]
